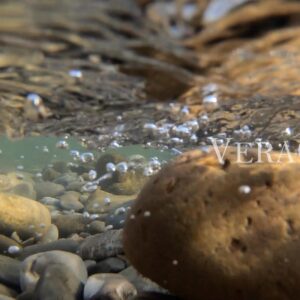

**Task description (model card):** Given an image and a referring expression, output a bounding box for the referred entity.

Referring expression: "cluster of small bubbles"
[56,140,69,149]
[16,165,24,171]
[238,185,251,194]
[116,162,128,174]
[144,211,151,217]
[103,197,111,206]
[8,245,21,255]
[70,150,80,161]
[109,140,121,148]
[68,69,82,79]
[42,146,49,153]
[80,152,95,163]
[26,93,42,106]
[233,125,252,139]
[116,207,126,215]
[88,170,97,181]
[106,162,116,173]
[81,182,98,193]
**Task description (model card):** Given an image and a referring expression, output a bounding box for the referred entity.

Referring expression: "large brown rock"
[124,147,300,300]
[0,193,51,240]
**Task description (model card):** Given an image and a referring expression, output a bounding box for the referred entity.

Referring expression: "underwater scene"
[1,0,300,299]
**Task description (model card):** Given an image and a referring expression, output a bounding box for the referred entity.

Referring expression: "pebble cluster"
[0,145,170,300]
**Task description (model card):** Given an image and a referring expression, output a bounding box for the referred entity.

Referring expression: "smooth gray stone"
[52,214,87,237]
[34,181,64,199]
[0,255,20,288]
[88,257,127,275]
[84,273,137,300]
[19,238,81,259]
[34,264,84,300]
[20,250,87,293]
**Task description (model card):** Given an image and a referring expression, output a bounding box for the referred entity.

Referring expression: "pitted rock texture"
[124,147,300,300]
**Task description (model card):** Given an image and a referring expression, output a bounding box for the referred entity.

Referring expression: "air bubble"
[239,185,251,194]
[56,140,69,149]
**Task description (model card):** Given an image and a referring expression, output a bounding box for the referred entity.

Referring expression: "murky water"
[1,0,300,299]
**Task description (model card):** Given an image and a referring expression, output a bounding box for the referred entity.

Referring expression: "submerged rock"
[83,273,137,300]
[20,250,87,293]
[0,193,51,240]
[79,230,123,260]
[34,264,84,300]
[0,255,20,288]
[124,147,300,300]
[85,189,135,214]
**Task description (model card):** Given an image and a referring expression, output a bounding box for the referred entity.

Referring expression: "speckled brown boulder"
[124,147,300,300]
